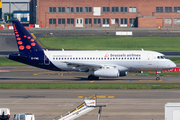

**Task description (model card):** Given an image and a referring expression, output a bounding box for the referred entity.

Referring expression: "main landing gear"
[156,72,160,80]
[88,75,99,80]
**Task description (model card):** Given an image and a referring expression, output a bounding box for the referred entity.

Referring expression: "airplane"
[7,20,176,80]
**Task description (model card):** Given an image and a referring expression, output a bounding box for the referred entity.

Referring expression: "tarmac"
[1,89,180,120]
[0,65,180,84]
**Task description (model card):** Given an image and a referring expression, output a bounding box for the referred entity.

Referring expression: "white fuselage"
[44,50,176,72]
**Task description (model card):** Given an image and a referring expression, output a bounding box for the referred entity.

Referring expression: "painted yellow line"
[97,96,106,98]
[78,96,84,98]
[107,96,114,98]
[90,80,95,83]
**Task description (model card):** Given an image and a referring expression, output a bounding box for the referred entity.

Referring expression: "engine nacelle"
[119,72,127,77]
[94,68,119,78]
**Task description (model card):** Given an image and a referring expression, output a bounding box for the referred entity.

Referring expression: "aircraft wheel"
[88,75,93,80]
[88,75,99,80]
[94,76,99,80]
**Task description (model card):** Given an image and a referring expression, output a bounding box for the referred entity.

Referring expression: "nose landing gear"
[156,71,160,80]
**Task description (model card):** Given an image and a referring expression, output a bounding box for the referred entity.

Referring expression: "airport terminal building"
[36,0,180,28]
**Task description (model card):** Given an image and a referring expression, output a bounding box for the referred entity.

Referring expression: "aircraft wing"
[62,61,128,72]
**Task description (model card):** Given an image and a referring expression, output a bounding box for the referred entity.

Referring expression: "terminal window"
[111,7,119,13]
[85,7,92,13]
[165,18,172,24]
[58,7,65,13]
[165,7,172,12]
[156,7,163,12]
[49,19,56,24]
[67,19,74,24]
[111,18,118,24]
[103,7,110,13]
[174,7,180,12]
[76,7,83,13]
[94,18,101,24]
[121,18,127,24]
[174,18,180,24]
[103,18,109,24]
[49,7,56,13]
[58,19,65,24]
[120,7,128,13]
[67,7,74,13]
[129,7,136,13]
[85,18,92,24]
[129,18,136,24]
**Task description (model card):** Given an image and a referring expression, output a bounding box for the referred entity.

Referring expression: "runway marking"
[139,80,162,81]
[0,70,10,72]
[90,80,95,83]
[33,72,68,76]
[78,95,114,99]
[107,96,114,98]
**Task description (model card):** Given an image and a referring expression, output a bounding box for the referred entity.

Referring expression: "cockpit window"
[163,56,168,59]
[157,56,168,59]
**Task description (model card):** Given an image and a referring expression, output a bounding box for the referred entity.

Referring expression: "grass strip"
[169,58,180,63]
[0,57,25,66]
[39,36,180,51]
[0,83,180,89]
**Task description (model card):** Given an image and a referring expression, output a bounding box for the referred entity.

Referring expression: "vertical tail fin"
[12,20,43,53]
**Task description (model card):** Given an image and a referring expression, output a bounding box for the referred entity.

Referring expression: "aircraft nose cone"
[171,62,176,68]
[168,61,176,69]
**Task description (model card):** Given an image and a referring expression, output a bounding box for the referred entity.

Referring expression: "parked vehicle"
[13,113,35,120]
[0,108,10,120]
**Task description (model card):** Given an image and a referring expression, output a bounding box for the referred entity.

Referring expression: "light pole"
[36,6,37,24]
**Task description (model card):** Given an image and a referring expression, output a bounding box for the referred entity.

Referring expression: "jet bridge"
[53,96,106,120]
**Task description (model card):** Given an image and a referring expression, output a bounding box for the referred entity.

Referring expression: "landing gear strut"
[88,75,99,80]
[156,72,160,80]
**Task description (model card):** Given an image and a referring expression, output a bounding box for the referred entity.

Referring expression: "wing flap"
[62,61,129,72]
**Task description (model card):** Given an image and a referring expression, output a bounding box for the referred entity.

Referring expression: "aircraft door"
[147,54,153,65]
[44,54,50,65]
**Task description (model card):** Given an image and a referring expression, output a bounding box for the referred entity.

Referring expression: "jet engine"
[94,68,119,78]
